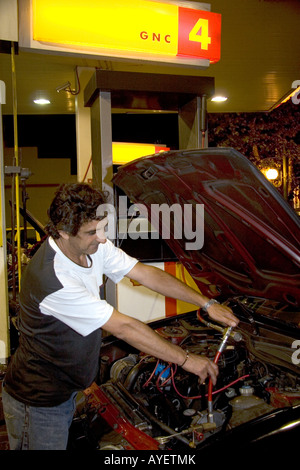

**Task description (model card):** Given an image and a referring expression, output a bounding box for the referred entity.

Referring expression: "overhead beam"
[84,70,214,111]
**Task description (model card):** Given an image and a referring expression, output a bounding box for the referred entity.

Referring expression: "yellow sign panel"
[112,143,168,165]
[33,0,178,56]
[32,0,221,63]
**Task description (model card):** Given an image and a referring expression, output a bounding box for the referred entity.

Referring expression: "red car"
[68,148,300,454]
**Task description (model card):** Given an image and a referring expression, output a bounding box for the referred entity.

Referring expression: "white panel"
[117,262,166,323]
[0,0,18,42]
[0,88,9,362]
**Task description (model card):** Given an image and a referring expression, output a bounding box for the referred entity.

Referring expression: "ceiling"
[1,0,300,116]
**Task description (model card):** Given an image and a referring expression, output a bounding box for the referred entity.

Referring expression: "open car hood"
[113,147,300,307]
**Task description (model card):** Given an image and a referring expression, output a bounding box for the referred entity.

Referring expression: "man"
[2,183,238,450]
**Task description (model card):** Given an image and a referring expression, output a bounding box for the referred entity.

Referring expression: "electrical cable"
[143,357,249,400]
[170,369,250,400]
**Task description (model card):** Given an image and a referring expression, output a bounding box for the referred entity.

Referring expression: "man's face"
[66,218,108,256]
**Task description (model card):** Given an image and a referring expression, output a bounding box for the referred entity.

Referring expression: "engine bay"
[69,297,300,451]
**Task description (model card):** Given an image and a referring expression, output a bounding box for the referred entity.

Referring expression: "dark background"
[3,113,180,175]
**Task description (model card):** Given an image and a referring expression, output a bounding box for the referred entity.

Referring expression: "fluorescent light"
[211,95,228,102]
[34,98,50,105]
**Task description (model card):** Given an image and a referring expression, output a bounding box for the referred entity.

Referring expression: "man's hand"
[127,263,239,328]
[103,310,219,385]
[206,302,239,327]
[182,353,219,385]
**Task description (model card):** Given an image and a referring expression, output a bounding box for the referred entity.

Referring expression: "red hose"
[197,308,234,419]
[208,350,221,405]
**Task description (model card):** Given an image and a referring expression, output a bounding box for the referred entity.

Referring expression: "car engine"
[68,297,300,450]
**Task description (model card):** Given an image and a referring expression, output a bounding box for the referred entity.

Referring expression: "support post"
[90,91,114,203]
[75,67,94,183]
[0,81,10,363]
[89,90,116,308]
[178,95,208,149]
[282,154,288,200]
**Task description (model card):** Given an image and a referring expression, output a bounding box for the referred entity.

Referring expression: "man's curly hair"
[45,183,108,239]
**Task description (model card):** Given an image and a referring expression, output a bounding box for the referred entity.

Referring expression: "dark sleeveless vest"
[4,240,102,406]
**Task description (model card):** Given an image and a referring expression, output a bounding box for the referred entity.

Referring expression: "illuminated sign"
[112,143,169,165]
[31,0,221,65]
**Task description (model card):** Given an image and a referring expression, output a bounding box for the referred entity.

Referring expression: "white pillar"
[75,67,95,183]
[0,81,10,363]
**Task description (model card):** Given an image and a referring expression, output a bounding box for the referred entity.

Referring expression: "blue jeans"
[2,386,77,450]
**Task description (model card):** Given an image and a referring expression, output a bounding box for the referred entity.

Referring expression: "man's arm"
[126,262,239,327]
[102,309,218,384]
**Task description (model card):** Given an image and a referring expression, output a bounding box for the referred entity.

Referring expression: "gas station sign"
[29,0,221,66]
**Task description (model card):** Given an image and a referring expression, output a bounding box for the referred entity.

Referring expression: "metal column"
[90,90,114,203]
[178,95,208,149]
[0,81,10,363]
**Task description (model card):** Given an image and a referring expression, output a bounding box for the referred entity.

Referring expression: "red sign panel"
[178,8,221,63]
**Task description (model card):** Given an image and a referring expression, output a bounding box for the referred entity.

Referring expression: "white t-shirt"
[39,237,138,336]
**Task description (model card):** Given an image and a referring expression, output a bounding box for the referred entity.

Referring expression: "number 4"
[189,18,211,50]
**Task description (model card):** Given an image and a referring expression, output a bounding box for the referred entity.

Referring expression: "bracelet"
[180,351,189,367]
[202,298,219,312]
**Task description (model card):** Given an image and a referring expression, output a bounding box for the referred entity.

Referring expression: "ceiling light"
[211,95,228,102]
[34,98,50,105]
